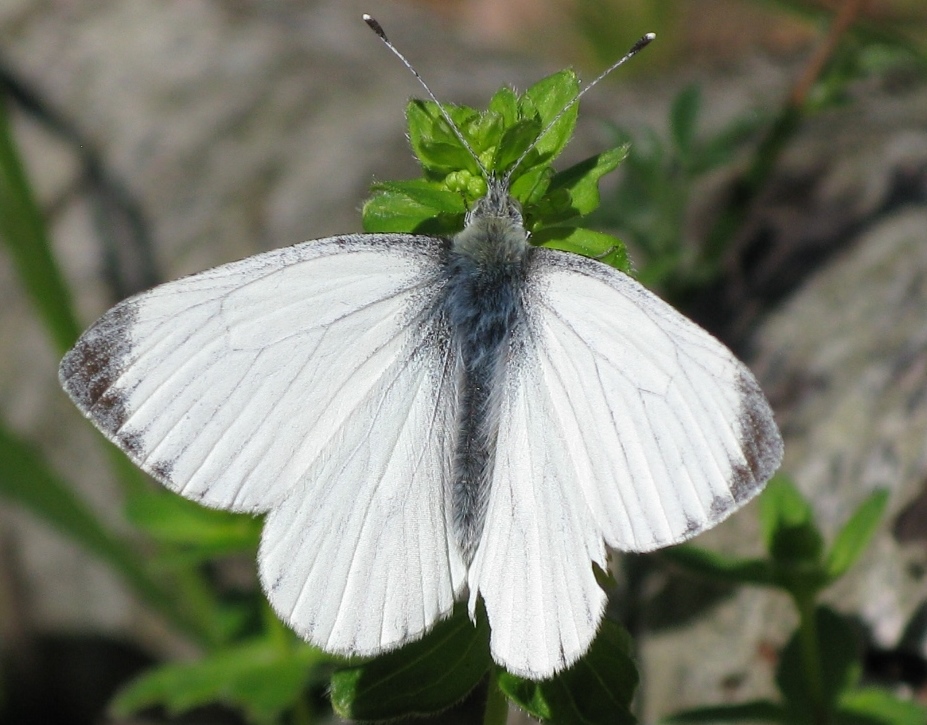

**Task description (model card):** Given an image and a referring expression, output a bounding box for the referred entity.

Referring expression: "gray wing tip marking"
[682,371,783,537]
[59,301,139,438]
[683,516,702,536]
[150,458,176,486]
[732,370,784,503]
[58,301,186,492]
[662,372,783,549]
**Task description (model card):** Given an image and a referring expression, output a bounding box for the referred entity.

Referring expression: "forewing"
[62,235,436,508]
[61,234,469,652]
[470,249,782,678]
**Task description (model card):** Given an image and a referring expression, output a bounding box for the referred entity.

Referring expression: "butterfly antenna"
[363,14,490,180]
[503,32,655,186]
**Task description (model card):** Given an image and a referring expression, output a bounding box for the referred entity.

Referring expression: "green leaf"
[407,100,481,176]
[536,146,629,224]
[367,69,629,251]
[498,619,638,724]
[494,117,544,174]
[418,139,476,176]
[0,95,81,353]
[373,179,469,215]
[663,699,789,723]
[660,545,776,587]
[330,603,491,720]
[110,638,326,723]
[824,490,888,581]
[510,163,553,207]
[836,687,927,725]
[488,86,519,127]
[759,475,824,565]
[532,227,631,274]
[776,606,860,716]
[469,108,507,159]
[362,182,466,234]
[670,85,701,160]
[520,70,580,164]
[124,489,261,556]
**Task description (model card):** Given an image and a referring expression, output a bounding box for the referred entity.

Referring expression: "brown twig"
[789,0,866,107]
[697,0,867,296]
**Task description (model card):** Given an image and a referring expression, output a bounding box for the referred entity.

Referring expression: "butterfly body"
[444,181,529,560]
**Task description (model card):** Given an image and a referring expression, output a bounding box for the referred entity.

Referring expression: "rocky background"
[1,0,925,723]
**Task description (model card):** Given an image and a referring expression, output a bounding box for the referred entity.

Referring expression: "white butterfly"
[59,19,782,680]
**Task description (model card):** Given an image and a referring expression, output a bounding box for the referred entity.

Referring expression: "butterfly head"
[453,178,528,264]
[464,178,522,228]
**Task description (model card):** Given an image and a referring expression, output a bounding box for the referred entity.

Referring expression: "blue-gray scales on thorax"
[442,181,532,562]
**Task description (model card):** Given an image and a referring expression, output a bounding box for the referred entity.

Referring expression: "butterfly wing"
[60,234,468,654]
[469,249,782,678]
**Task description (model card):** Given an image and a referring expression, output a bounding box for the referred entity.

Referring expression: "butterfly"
[59,17,782,680]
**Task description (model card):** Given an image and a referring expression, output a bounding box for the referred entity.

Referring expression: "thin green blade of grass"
[0,424,215,642]
[0,98,153,496]
[0,95,81,354]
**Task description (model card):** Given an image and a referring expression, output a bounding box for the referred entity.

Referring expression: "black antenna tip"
[363,14,387,40]
[631,33,656,55]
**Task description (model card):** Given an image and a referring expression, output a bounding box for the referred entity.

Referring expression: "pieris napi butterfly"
[59,16,783,679]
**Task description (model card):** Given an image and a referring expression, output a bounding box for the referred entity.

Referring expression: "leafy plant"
[363,68,631,273]
[662,476,925,725]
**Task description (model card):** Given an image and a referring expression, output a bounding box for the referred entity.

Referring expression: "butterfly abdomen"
[444,213,531,561]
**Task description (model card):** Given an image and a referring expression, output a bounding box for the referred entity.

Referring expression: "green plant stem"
[171,566,232,646]
[795,593,828,725]
[263,605,313,725]
[483,668,508,725]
